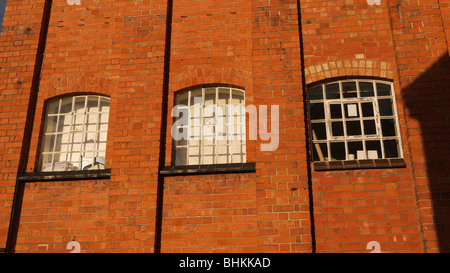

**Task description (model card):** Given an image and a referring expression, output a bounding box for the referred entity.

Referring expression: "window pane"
[173,87,246,166]
[342,82,357,98]
[376,83,391,96]
[40,95,110,172]
[365,140,381,159]
[87,97,99,113]
[309,85,323,100]
[311,123,326,140]
[363,120,377,135]
[0,0,6,36]
[384,139,399,158]
[381,118,396,136]
[310,103,325,120]
[344,103,359,118]
[330,104,342,119]
[378,99,393,116]
[74,97,86,113]
[60,97,73,114]
[331,121,344,136]
[330,142,346,161]
[361,102,374,117]
[346,121,362,136]
[348,141,363,160]
[312,142,328,162]
[325,83,340,99]
[359,82,375,97]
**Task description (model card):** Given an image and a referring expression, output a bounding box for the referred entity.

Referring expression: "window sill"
[160,162,256,176]
[313,158,406,171]
[17,169,111,182]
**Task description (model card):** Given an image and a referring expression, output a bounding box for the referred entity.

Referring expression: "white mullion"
[50,99,63,171]
[373,82,385,159]
[200,88,205,165]
[94,96,101,160]
[187,90,191,165]
[242,88,246,163]
[213,87,218,164]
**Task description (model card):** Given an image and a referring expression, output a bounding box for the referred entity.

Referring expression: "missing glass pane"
[311,122,327,140]
[309,85,323,100]
[347,141,363,160]
[330,142,346,161]
[376,83,391,96]
[325,83,340,99]
[312,142,328,162]
[383,139,399,158]
[342,82,357,98]
[310,103,325,120]
[363,120,377,135]
[361,102,374,117]
[331,121,344,136]
[365,140,381,159]
[381,118,396,136]
[359,82,375,97]
[330,104,342,119]
[346,121,362,136]
[378,99,393,116]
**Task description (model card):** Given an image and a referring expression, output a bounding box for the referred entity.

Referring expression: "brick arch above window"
[304,59,395,85]
[169,67,252,92]
[39,75,118,100]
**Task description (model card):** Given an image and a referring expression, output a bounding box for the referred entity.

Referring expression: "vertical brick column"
[0,0,46,249]
[389,0,450,252]
[251,0,312,252]
[105,0,168,252]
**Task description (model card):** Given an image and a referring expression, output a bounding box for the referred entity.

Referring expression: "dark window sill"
[160,162,256,176]
[17,169,111,182]
[313,158,406,171]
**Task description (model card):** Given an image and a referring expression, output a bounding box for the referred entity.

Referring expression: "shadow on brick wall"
[402,51,450,252]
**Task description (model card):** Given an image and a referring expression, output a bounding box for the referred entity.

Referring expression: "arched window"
[172,86,246,166]
[308,79,402,162]
[39,95,111,172]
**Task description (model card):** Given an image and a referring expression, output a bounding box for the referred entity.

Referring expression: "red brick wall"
[300,0,423,252]
[388,0,450,252]
[0,0,46,248]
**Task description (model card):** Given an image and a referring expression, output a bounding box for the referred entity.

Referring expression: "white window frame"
[308,79,403,162]
[173,87,246,166]
[39,95,110,172]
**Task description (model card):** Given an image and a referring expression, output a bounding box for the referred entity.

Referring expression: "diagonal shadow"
[402,51,450,252]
